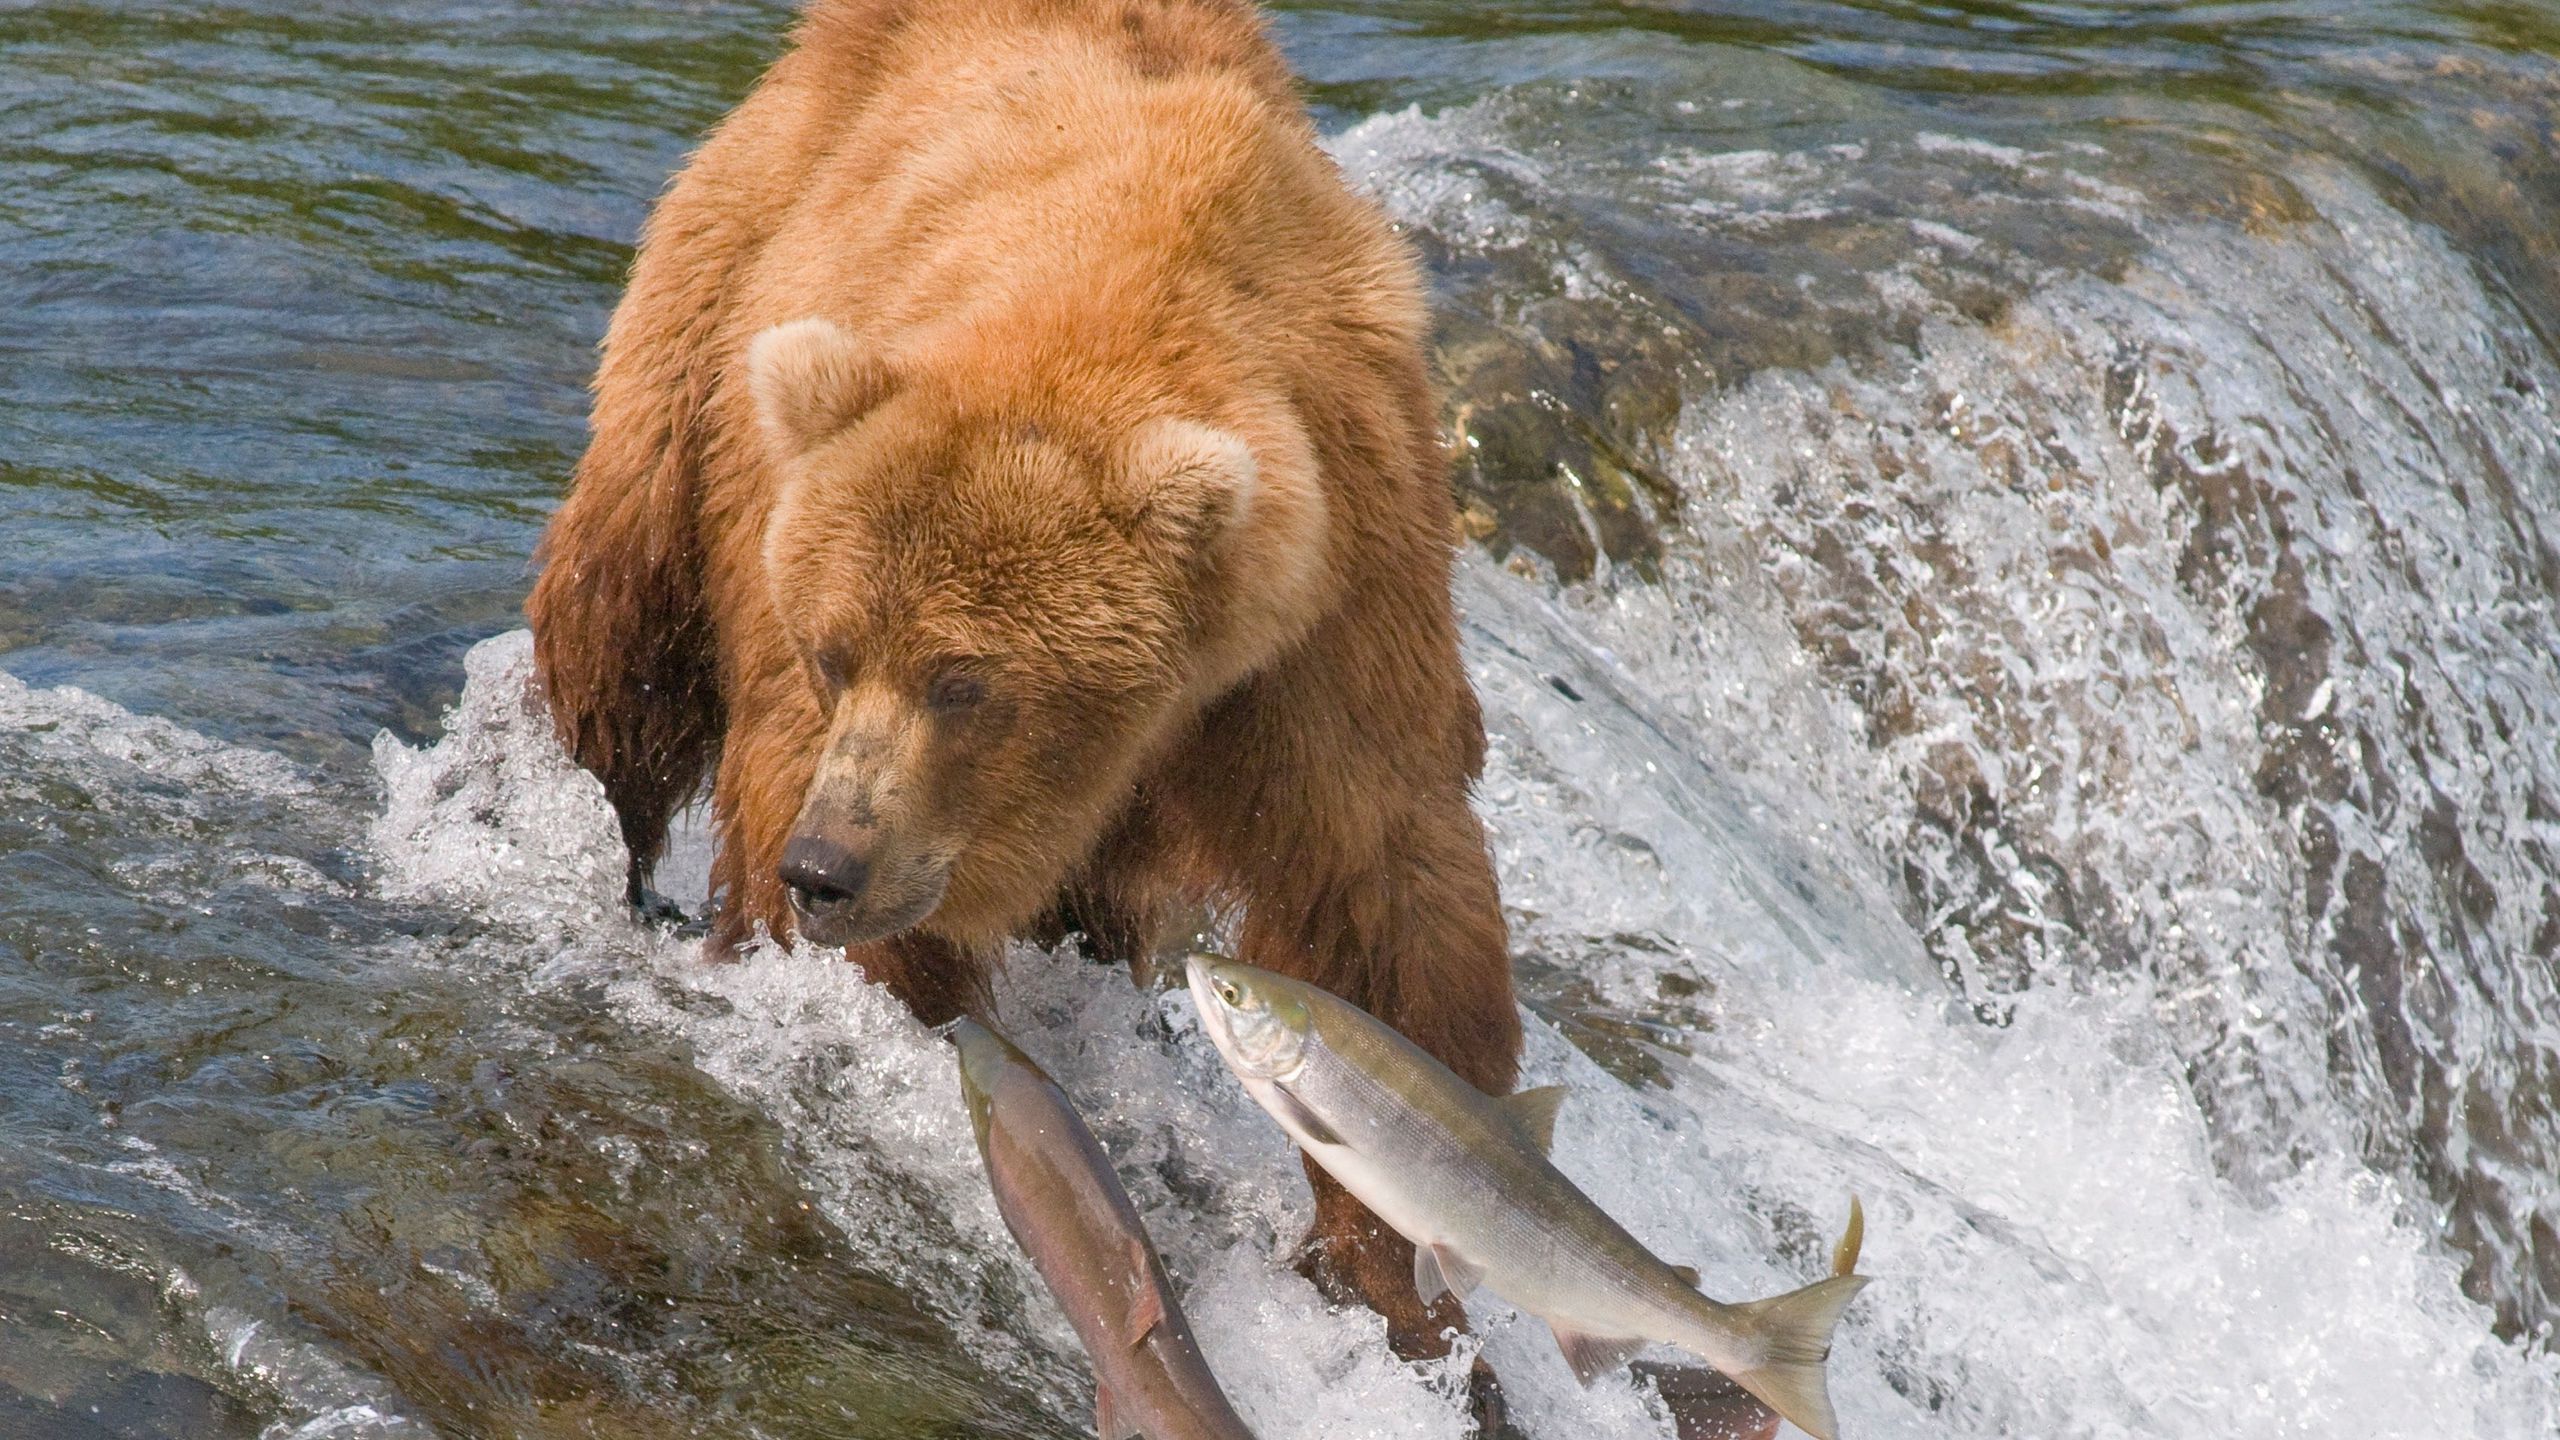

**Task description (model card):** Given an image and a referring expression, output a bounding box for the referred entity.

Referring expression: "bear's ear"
[1115,419,1258,556]
[746,318,899,455]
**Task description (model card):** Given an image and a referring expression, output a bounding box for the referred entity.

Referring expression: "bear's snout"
[781,833,872,921]
[778,812,950,947]
[782,830,917,946]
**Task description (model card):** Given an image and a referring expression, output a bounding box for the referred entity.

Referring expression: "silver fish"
[1185,955,1867,1440]
[955,1018,1258,1440]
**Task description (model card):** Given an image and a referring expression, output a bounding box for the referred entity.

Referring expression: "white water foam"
[186,1287,427,1440]
[1337,92,2560,1432]
[371,634,1490,1437]
[0,669,310,808]
[1472,561,2560,1438]
[368,629,625,946]
[373,567,2558,1439]
[351,98,2560,1440]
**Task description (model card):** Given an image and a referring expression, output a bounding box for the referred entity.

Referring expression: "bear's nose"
[780,834,870,913]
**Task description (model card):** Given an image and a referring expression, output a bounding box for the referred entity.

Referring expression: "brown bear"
[525,0,1521,1399]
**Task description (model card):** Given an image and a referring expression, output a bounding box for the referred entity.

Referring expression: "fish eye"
[1215,979,1240,1006]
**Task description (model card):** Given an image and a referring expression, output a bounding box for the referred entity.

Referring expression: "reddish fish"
[955,1018,1258,1440]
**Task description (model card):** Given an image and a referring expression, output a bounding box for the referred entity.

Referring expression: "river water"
[3,2,2556,1437]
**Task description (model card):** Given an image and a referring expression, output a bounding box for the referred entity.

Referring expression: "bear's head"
[744,317,1328,949]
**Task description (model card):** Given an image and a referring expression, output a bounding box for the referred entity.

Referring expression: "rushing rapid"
[4,2,2558,1438]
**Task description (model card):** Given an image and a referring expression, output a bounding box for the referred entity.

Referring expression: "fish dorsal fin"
[1271,1084,1344,1148]
[1550,1325,1646,1385]
[1669,1264,1701,1288]
[1096,1381,1140,1440]
[1123,1241,1166,1348]
[1831,1195,1865,1278]
[1413,1242,1485,1304]
[1497,1084,1569,1153]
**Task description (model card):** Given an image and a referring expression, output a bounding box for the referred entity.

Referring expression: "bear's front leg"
[1289,1170,1519,1432]
[1231,791,1523,1428]
[704,671,826,957]
[1294,1164,1470,1352]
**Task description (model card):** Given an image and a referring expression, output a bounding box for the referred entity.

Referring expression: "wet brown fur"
[525,0,1520,1364]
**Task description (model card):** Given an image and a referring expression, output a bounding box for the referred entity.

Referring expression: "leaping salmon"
[955,1017,1259,1440]
[1184,955,1867,1440]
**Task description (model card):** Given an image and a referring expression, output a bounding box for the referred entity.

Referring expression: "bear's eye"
[926,670,986,713]
[811,650,850,694]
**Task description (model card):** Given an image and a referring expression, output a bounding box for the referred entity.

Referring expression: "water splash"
[358,549,2559,1437]
[1334,81,2560,1352]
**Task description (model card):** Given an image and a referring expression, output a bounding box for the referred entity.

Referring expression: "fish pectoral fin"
[1831,1195,1865,1278]
[1550,1324,1647,1385]
[1122,1250,1166,1348]
[1496,1084,1570,1154]
[1270,1084,1345,1148]
[1669,1264,1701,1288]
[1096,1381,1141,1440]
[1413,1243,1485,1304]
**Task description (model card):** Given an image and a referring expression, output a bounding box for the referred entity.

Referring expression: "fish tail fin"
[1719,1274,1866,1440]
